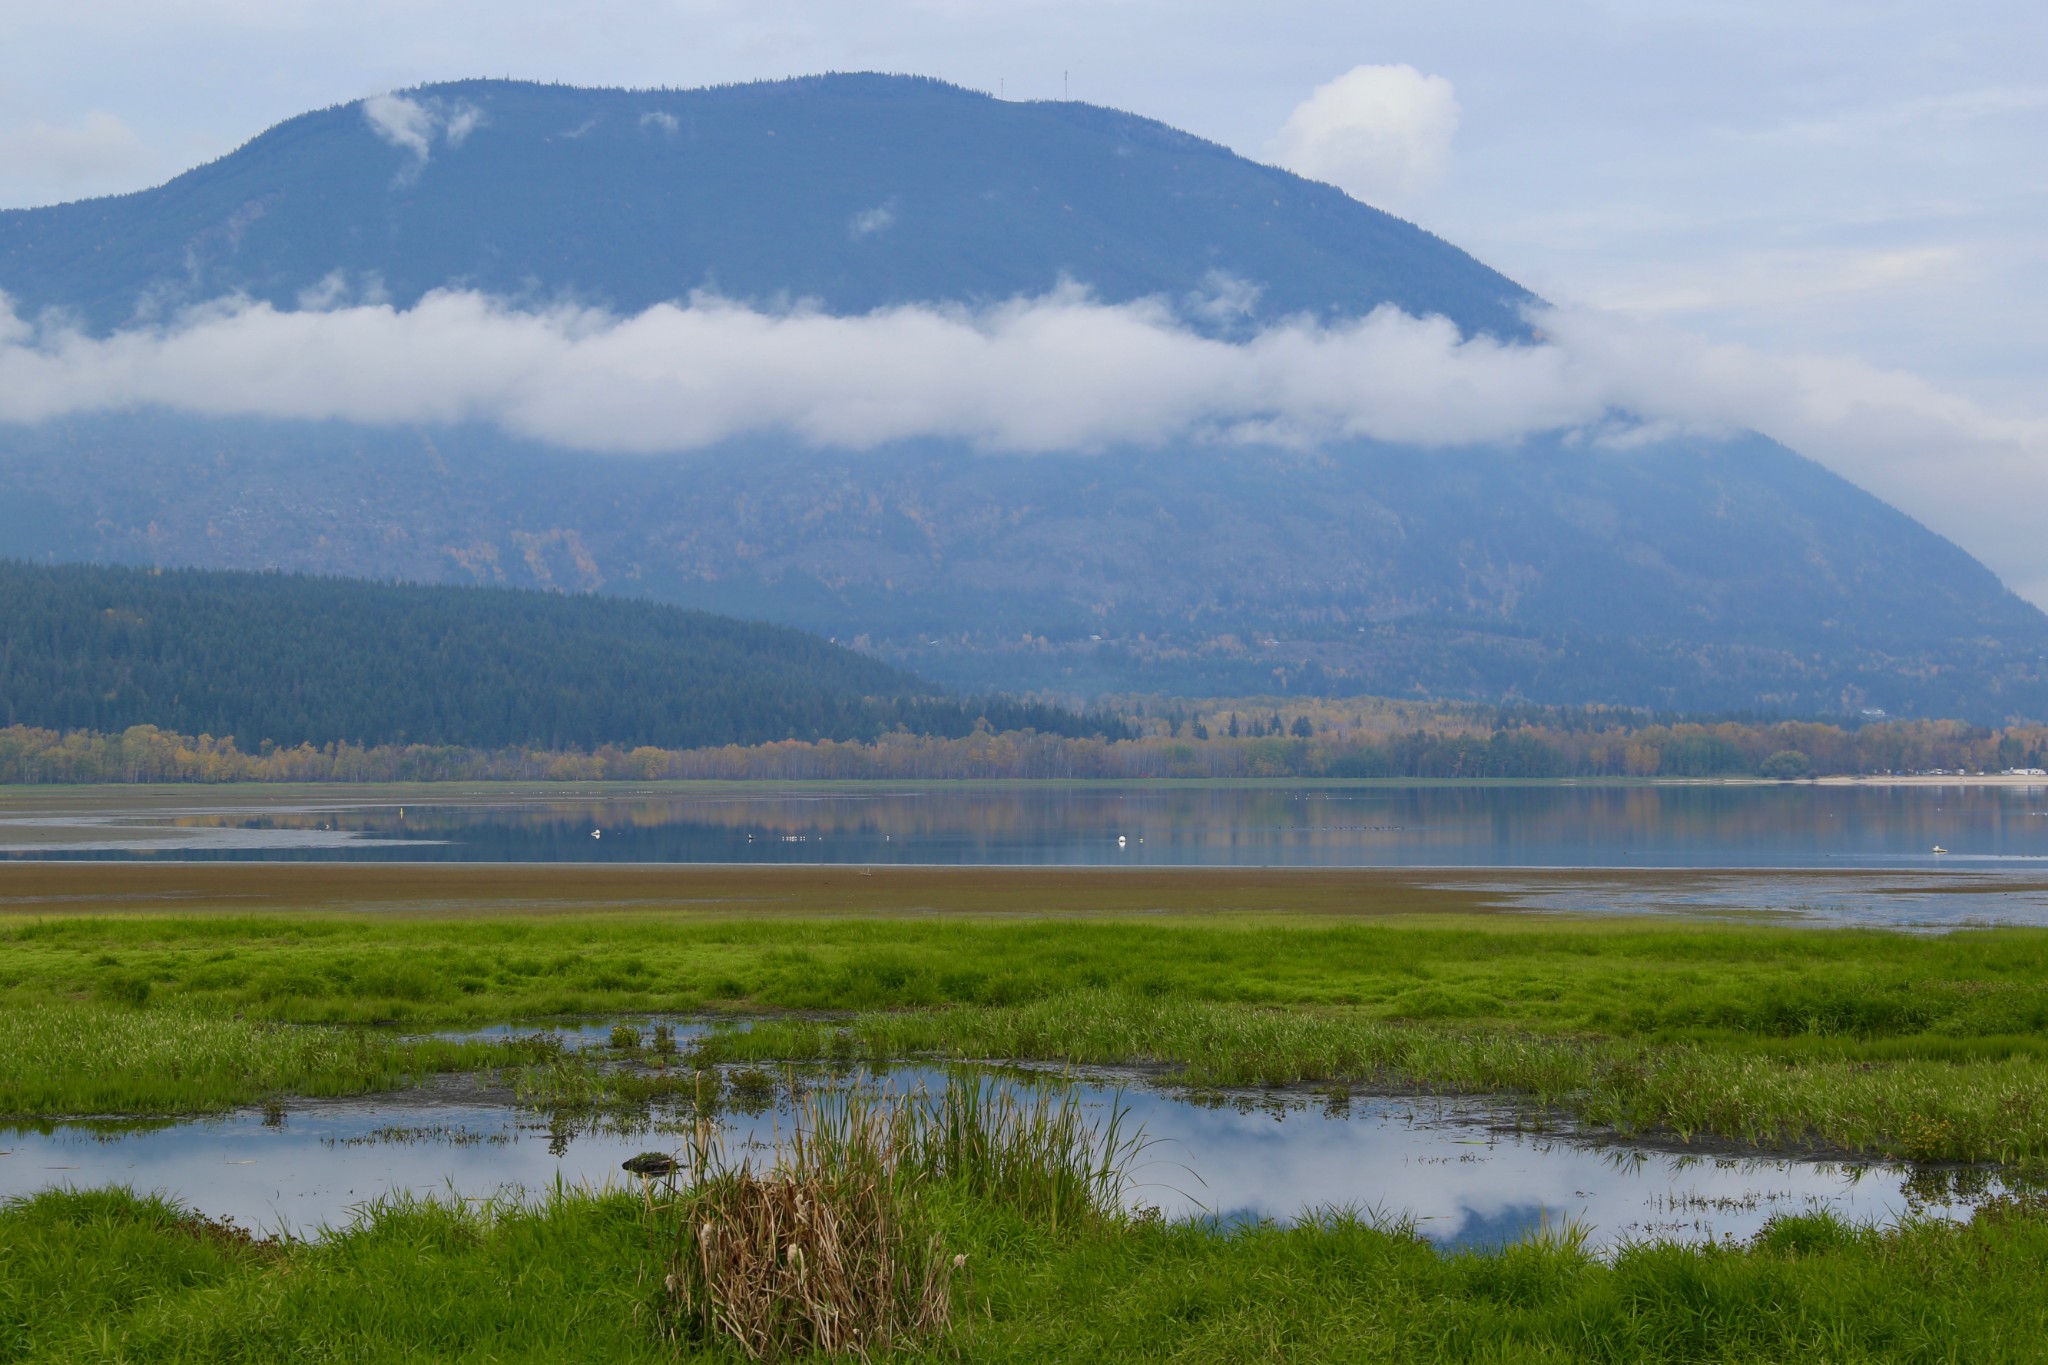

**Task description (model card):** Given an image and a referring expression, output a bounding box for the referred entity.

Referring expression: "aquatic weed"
[0,1002,541,1116]
[697,990,2048,1168]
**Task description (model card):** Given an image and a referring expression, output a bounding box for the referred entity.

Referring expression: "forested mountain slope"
[0,76,2043,718]
[0,75,1530,337]
[0,560,1108,749]
[5,414,2045,720]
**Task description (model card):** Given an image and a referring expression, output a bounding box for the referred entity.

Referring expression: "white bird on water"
[592,829,602,840]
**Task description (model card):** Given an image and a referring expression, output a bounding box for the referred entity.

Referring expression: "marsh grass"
[695,990,2048,1168]
[13,889,2048,1164]
[651,1073,1139,1360]
[12,894,2048,1050]
[11,1181,2048,1362]
[0,1001,549,1117]
[905,1073,1142,1233]
[655,1102,954,1361]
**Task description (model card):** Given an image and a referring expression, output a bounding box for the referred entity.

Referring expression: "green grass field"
[5,864,2048,1159]
[8,1185,2047,1363]
[5,861,2048,1360]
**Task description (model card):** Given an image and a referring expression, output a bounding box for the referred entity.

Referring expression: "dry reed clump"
[651,1073,1137,1361]
[655,1088,952,1363]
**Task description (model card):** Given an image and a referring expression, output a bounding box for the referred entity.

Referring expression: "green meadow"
[5,861,2048,1360]
[9,1181,2048,1362]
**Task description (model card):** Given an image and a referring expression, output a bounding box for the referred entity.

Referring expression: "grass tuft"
[652,1072,1139,1359]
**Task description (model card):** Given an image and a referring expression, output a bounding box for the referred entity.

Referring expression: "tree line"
[4,713,2045,785]
[0,560,1115,750]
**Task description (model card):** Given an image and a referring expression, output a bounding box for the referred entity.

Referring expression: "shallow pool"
[0,1063,2001,1249]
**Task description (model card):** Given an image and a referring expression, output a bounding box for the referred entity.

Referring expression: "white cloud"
[362,92,434,161]
[444,103,485,146]
[1,285,2045,604]
[0,287,1595,451]
[1536,307,2048,602]
[0,110,148,187]
[1267,64,1460,207]
[361,91,485,180]
[1183,270,1263,326]
[639,110,679,133]
[848,203,894,238]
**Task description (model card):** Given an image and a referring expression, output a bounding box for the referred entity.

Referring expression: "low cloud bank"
[0,288,1601,450]
[1,286,2045,603]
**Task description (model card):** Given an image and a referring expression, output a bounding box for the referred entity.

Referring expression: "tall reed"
[905,1072,1141,1233]
[650,1072,1140,1360]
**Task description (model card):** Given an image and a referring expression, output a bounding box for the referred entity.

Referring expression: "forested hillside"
[0,76,1530,337]
[0,561,1110,750]
[9,415,2046,719]
[2,76,2044,716]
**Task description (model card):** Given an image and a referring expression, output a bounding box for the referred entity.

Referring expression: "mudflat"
[0,860,1608,918]
[10,858,2048,920]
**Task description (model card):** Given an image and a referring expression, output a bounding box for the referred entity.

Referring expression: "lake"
[5,782,2048,927]
[2,780,2045,867]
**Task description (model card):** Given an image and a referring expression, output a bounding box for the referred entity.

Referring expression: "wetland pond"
[6,787,2040,1243]
[0,1030,2010,1251]
[7,782,2048,926]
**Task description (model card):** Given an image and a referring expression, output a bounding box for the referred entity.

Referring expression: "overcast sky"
[3,0,2046,590]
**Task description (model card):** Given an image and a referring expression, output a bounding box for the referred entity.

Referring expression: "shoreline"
[1811,772,2048,787]
[5,860,2048,921]
[0,771,2045,803]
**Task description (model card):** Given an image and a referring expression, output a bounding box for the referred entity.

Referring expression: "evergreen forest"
[0,561,1110,750]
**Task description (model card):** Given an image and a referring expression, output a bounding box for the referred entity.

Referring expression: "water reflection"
[3,783,2047,872]
[0,1066,2009,1250]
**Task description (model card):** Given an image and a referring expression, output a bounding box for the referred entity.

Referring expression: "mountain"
[6,412,2043,720]
[1,75,2044,721]
[0,559,1110,750]
[0,75,1530,337]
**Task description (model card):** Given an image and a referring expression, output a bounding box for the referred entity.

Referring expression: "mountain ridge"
[5,410,2042,720]
[0,75,2042,720]
[0,74,1533,337]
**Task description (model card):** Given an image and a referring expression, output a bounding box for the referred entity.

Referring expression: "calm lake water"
[0,1058,1999,1251]
[4,782,2046,869]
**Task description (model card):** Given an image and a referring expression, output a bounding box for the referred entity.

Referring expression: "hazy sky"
[3,0,2046,590]
[7,1,2042,395]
